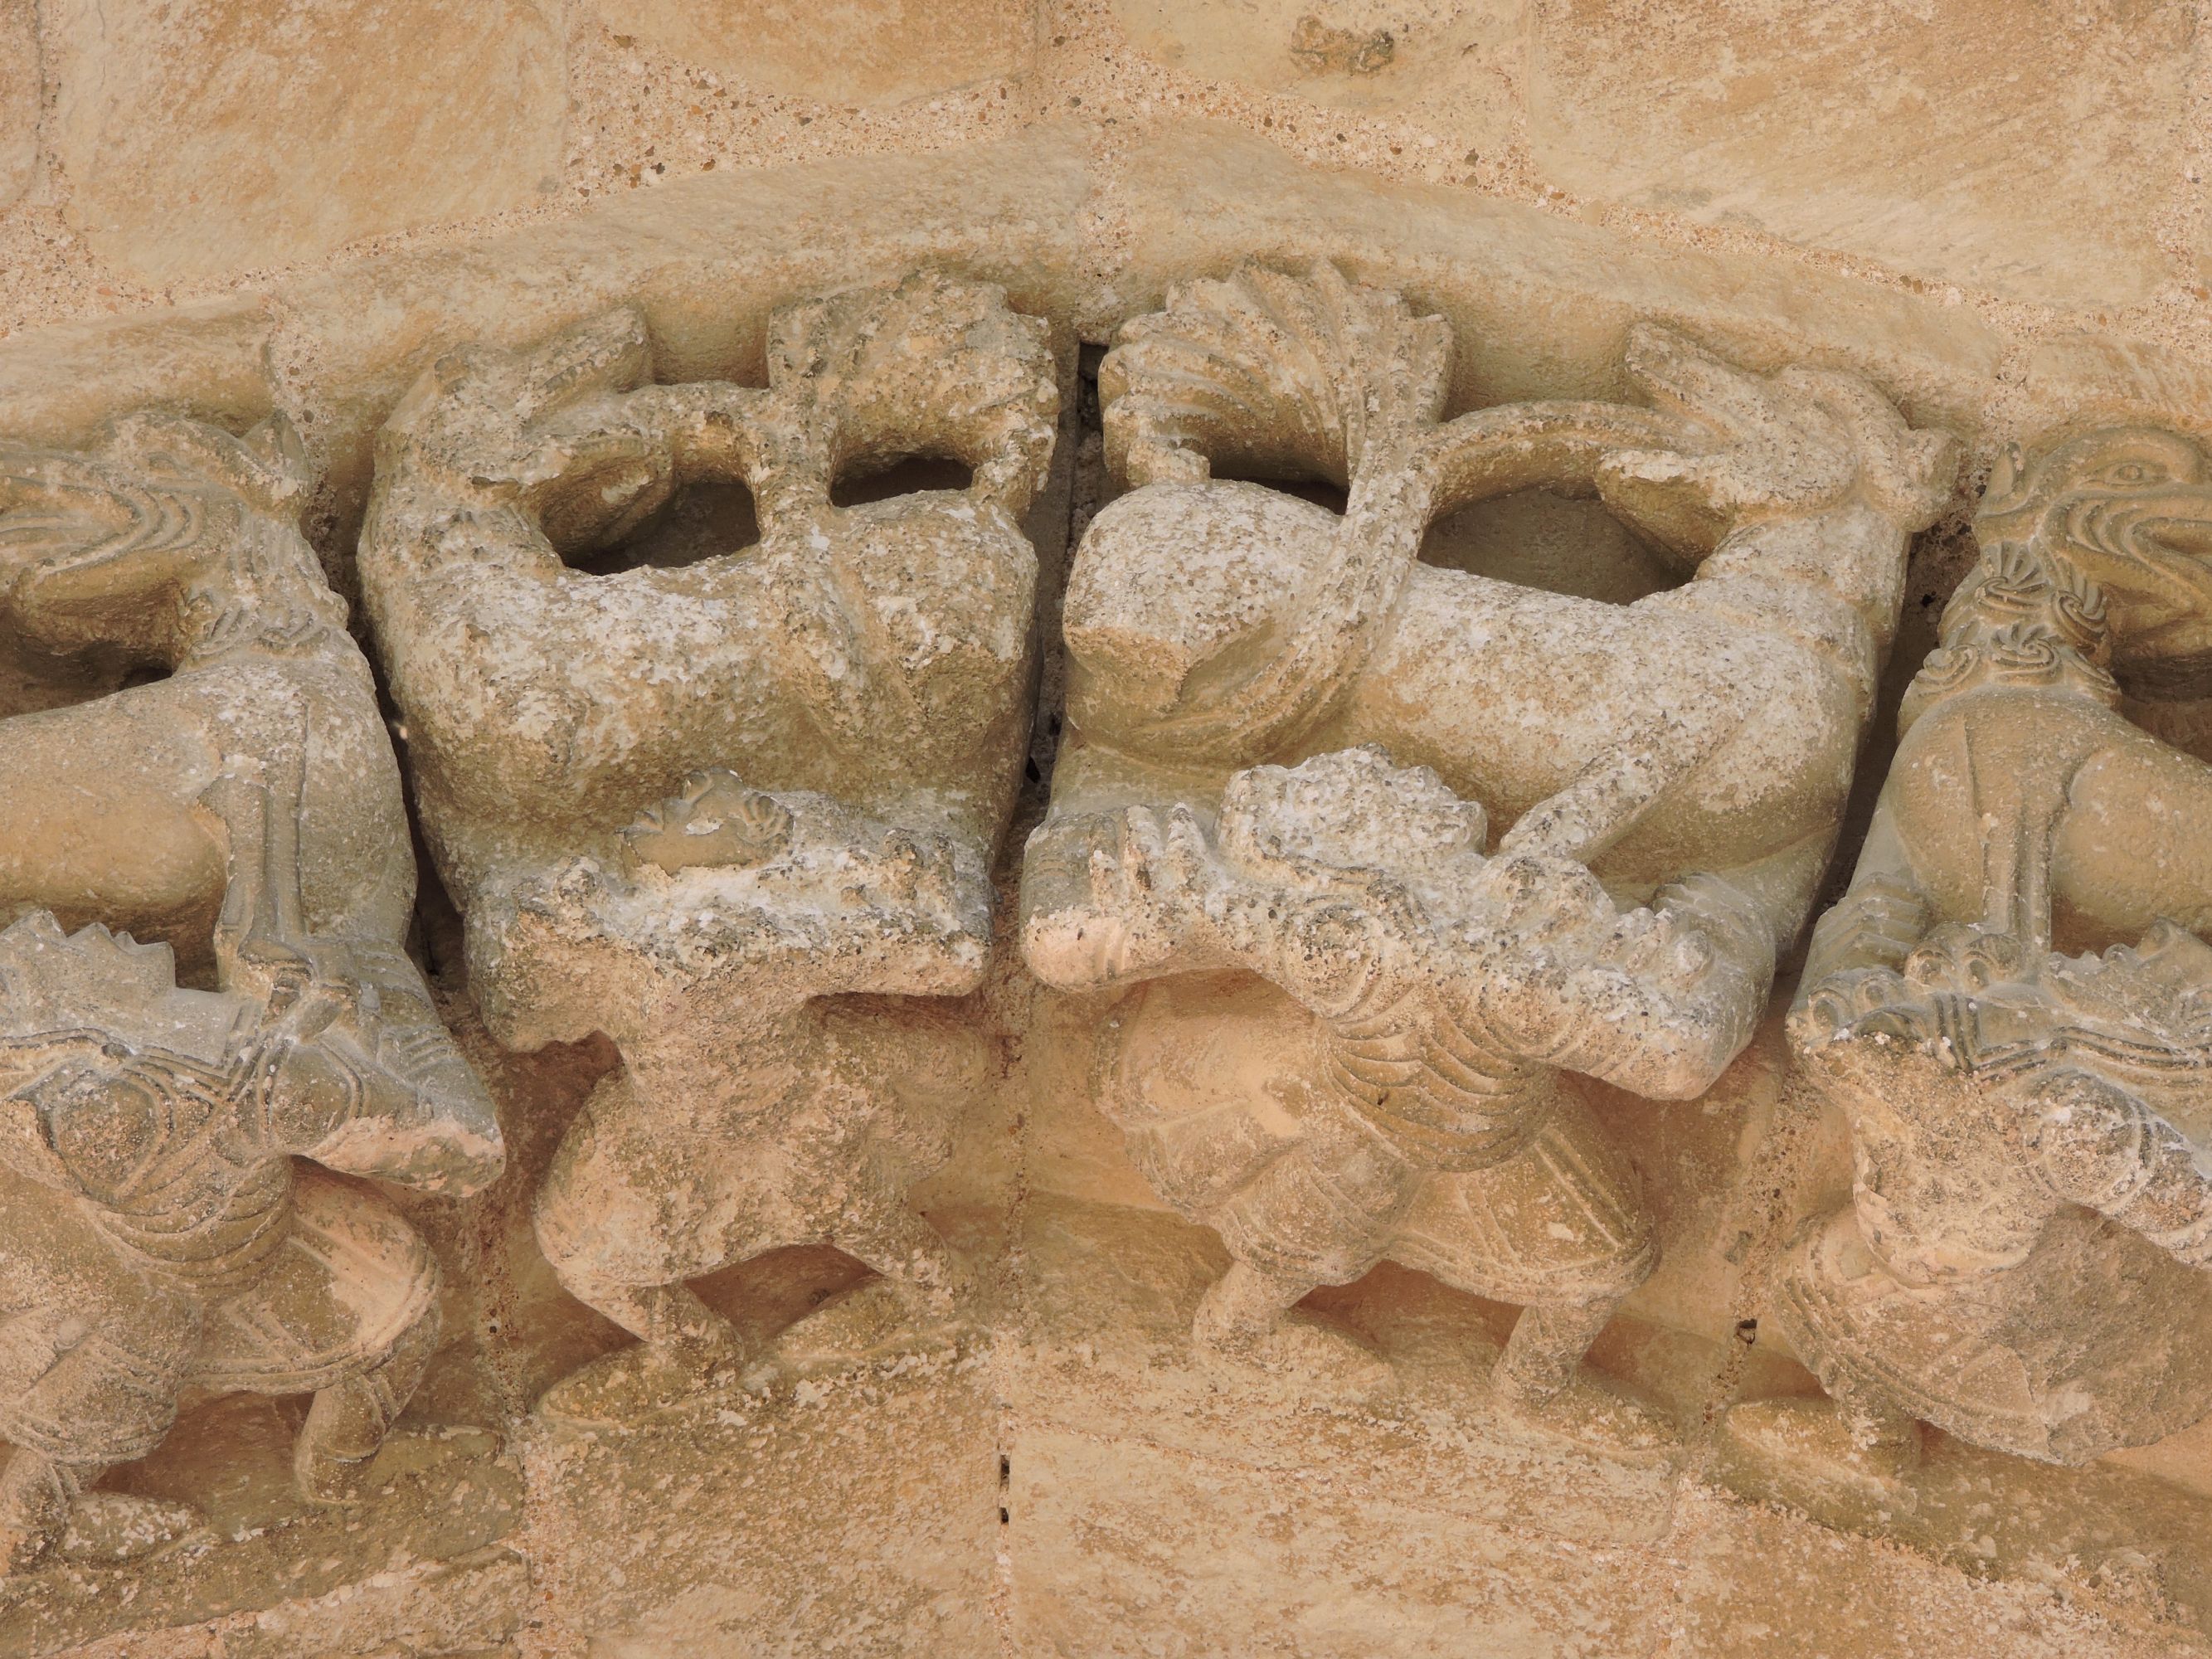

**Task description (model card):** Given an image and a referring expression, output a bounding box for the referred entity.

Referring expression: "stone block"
[522,1350,1002,1656]
[1005,1425,1672,1657]
[0,297,275,449]
[47,0,566,282]
[600,0,1036,106]
[2025,332,2212,443]
[1525,0,2198,309]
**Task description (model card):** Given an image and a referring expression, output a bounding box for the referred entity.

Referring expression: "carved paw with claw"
[1021,804,1214,987]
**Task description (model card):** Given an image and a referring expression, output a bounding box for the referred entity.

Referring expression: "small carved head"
[1975,426,2212,686]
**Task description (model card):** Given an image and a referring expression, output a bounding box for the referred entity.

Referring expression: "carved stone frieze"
[7,182,2212,1644]
[357,271,1058,1419]
[1022,263,1957,1447]
[0,413,503,1574]
[1744,426,2212,1494]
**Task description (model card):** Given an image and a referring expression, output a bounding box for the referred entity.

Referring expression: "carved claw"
[1020,805,1218,988]
[1901,922,2030,995]
[1791,966,1918,1048]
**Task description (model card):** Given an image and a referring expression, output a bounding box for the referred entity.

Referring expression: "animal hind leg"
[823,1161,970,1320]
[294,1303,441,1503]
[0,1451,96,1572]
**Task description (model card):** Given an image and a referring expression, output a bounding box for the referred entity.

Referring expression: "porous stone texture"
[0,0,36,216]
[45,0,566,281]
[4,10,2212,1656]
[1108,0,1524,154]
[1524,0,2201,311]
[600,0,1037,105]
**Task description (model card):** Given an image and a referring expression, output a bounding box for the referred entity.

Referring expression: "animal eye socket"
[2107,461,2159,484]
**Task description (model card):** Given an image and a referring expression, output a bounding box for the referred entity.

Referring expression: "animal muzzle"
[2066,482,2212,566]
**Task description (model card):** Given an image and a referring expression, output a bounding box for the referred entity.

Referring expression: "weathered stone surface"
[0,0,35,215]
[1526,0,2198,309]
[1109,0,1523,153]
[0,87,2210,1657]
[48,0,566,282]
[226,1545,528,1659]
[601,0,1035,105]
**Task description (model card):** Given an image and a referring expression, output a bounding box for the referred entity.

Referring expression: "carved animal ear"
[239,412,314,509]
[1982,442,2025,513]
[764,270,1058,518]
[500,306,659,427]
[93,409,314,523]
[1100,261,1451,491]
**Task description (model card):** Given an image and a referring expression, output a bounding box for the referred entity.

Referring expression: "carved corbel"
[1744,425,2212,1493]
[0,414,502,1574]
[357,272,1059,1420]
[1022,262,1954,1449]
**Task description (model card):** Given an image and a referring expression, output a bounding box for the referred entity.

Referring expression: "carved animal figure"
[359,273,1058,1418]
[1754,426,2212,1485]
[0,415,502,1569]
[1071,747,1767,1437]
[1023,264,1955,1446]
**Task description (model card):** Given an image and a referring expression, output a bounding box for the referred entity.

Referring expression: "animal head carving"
[1973,426,2212,689]
[0,411,333,668]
